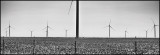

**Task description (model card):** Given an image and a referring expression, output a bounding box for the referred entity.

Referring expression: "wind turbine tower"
[43,21,53,37]
[9,22,11,37]
[46,22,49,37]
[66,30,68,37]
[151,19,159,38]
[125,28,128,38]
[145,29,149,38]
[6,21,13,37]
[106,19,115,38]
[31,31,33,37]
[153,24,158,38]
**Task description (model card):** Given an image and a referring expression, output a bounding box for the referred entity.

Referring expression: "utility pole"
[68,0,79,38]
[74,41,77,54]
[2,36,5,54]
[76,0,79,38]
[68,0,78,54]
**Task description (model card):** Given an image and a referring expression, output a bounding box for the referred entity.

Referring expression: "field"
[1,37,159,54]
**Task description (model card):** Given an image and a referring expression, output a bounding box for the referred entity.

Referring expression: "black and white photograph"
[1,0,159,54]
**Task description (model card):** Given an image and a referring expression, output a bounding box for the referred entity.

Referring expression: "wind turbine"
[135,36,137,38]
[145,29,149,38]
[65,29,68,37]
[105,19,115,38]
[42,21,54,37]
[151,19,159,38]
[6,21,14,37]
[31,31,33,37]
[125,28,129,38]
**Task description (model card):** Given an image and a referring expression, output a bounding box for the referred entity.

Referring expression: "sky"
[1,1,159,38]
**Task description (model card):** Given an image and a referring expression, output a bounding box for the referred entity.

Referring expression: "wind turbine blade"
[48,26,54,30]
[150,27,154,31]
[146,28,150,31]
[126,31,129,33]
[5,27,9,30]
[110,26,116,31]
[106,26,109,27]
[150,18,155,24]
[68,0,73,15]
[10,26,15,30]
[42,27,47,30]
[103,26,109,28]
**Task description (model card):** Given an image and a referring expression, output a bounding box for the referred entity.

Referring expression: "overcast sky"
[1,1,159,38]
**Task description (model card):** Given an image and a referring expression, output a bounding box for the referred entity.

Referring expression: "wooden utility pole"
[68,0,78,54]
[75,0,79,54]
[76,0,79,38]
[2,36,5,54]
[74,41,77,54]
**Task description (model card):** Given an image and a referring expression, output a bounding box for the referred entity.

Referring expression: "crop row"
[1,41,159,54]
